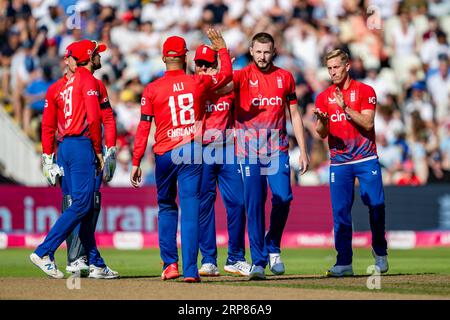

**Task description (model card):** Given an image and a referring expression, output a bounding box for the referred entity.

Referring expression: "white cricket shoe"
[372,249,389,273]
[30,253,64,279]
[326,264,354,277]
[88,265,119,279]
[66,256,90,276]
[199,263,220,276]
[248,265,266,280]
[224,261,252,276]
[269,253,285,275]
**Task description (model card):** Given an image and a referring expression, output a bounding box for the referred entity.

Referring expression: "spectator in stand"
[426,54,450,123]
[427,150,450,183]
[363,68,390,105]
[403,81,434,132]
[421,29,450,73]
[394,159,422,185]
[203,0,229,25]
[23,65,54,141]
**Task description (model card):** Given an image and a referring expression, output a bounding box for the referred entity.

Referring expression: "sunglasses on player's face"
[91,40,101,57]
[195,60,214,68]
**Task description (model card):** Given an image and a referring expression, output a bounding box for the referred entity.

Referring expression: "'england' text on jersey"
[167,124,197,138]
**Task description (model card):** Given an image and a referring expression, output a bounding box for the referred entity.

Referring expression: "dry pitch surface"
[2,274,450,300]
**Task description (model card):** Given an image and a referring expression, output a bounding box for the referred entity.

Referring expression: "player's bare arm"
[334,87,374,131]
[314,108,329,139]
[289,103,310,175]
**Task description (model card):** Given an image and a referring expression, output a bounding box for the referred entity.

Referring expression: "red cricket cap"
[66,39,107,62]
[162,36,188,57]
[194,44,216,63]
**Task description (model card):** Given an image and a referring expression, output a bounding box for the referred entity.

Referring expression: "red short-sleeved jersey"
[233,63,297,156]
[315,79,378,164]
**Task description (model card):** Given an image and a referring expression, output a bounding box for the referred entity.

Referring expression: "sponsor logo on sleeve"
[368,96,377,104]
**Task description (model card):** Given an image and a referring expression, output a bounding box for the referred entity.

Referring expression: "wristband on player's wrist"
[342,104,348,112]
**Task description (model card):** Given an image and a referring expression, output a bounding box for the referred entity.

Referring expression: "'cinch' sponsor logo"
[251,96,282,107]
[206,101,230,112]
[330,110,351,122]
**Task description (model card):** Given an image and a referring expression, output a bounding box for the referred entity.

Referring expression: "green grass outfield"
[1,248,450,296]
[1,247,450,277]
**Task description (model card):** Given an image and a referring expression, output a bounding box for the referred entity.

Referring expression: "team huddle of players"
[30,28,389,282]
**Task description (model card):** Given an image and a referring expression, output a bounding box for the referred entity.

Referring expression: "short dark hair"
[251,32,275,47]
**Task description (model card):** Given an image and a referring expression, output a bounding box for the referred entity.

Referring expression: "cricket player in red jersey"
[193,45,250,277]
[30,40,116,279]
[314,49,388,277]
[58,41,118,277]
[233,32,309,280]
[130,29,232,282]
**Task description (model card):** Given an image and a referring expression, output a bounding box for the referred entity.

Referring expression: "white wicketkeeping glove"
[42,153,63,186]
[103,146,117,182]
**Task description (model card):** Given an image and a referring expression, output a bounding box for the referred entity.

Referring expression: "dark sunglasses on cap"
[91,40,100,55]
[195,60,214,68]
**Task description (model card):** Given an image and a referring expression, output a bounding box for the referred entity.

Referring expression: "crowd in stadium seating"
[1,0,449,186]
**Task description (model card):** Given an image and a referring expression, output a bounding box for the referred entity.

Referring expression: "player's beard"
[254,58,271,72]
[93,61,102,70]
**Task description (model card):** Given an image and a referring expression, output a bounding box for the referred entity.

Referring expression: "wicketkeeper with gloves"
[62,41,118,277]
[35,40,118,279]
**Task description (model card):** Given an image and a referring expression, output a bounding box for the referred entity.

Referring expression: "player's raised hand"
[207,28,226,51]
[130,165,142,188]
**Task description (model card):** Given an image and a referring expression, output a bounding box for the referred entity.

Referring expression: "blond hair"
[324,49,349,65]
